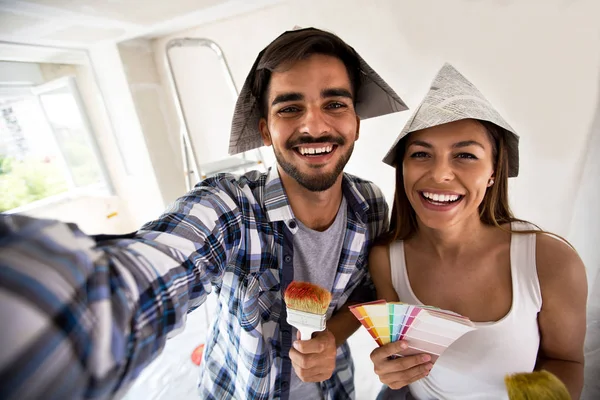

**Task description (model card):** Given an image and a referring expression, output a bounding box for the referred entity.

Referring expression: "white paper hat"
[228,27,408,155]
[382,63,520,177]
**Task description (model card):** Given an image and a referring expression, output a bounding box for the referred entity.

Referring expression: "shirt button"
[288,220,297,229]
[282,381,289,391]
[284,254,292,263]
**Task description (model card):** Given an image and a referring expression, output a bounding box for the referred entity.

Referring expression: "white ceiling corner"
[0,0,287,50]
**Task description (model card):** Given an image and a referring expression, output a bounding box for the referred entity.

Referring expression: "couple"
[0,27,586,400]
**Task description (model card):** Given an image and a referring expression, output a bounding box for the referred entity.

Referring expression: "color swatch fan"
[350,300,476,362]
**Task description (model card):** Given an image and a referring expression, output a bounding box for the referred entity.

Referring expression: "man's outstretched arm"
[0,185,238,399]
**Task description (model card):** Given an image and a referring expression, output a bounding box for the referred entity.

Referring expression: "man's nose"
[300,106,331,136]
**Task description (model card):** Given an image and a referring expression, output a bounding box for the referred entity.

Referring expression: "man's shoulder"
[342,172,389,233]
[343,172,386,203]
[198,170,268,200]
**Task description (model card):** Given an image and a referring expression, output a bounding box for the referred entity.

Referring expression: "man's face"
[259,54,360,192]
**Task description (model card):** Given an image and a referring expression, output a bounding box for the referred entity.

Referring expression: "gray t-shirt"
[289,197,347,399]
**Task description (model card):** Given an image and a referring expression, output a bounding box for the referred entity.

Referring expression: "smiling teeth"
[422,192,460,202]
[299,146,333,155]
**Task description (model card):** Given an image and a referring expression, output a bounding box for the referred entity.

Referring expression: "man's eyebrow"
[271,92,303,106]
[453,140,485,150]
[321,88,353,99]
[271,88,352,106]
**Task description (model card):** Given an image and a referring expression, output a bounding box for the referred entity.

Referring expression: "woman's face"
[402,119,495,230]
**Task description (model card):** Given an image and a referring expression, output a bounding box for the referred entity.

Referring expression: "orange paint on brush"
[284,281,332,315]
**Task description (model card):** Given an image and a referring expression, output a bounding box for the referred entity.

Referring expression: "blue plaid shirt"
[0,167,388,400]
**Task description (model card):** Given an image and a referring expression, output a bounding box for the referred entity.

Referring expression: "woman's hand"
[370,340,433,390]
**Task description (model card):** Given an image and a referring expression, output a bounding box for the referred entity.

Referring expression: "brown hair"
[250,28,362,118]
[378,119,573,247]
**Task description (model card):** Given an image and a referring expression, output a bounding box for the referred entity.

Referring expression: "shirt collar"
[264,165,295,223]
[263,165,370,225]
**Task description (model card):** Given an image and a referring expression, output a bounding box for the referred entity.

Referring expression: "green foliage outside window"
[0,155,68,212]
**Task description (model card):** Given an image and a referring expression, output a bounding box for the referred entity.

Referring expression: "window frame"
[0,76,112,213]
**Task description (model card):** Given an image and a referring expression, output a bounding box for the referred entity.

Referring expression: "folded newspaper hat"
[383,63,520,177]
[228,27,408,155]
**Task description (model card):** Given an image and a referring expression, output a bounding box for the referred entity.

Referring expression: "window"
[0,76,109,212]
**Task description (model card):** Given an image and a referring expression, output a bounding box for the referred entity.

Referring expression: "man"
[0,28,407,399]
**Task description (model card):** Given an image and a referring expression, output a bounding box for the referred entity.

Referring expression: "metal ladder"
[164,37,265,191]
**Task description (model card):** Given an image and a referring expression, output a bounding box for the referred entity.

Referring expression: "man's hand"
[289,329,337,382]
[370,340,433,390]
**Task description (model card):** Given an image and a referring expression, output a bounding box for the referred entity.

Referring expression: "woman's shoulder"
[369,243,391,264]
[370,239,405,259]
[368,242,401,301]
[534,230,587,296]
[505,219,583,283]
[535,232,583,273]
[368,242,396,276]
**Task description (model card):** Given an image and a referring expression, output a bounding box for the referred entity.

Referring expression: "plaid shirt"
[0,166,388,400]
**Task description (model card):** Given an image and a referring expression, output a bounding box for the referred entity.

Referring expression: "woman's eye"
[456,153,478,160]
[409,152,429,158]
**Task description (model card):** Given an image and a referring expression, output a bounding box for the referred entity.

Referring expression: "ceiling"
[0,0,285,48]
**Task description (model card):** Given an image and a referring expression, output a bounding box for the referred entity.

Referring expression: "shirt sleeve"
[0,182,241,400]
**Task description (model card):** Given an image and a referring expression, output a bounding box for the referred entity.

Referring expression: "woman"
[369,64,587,399]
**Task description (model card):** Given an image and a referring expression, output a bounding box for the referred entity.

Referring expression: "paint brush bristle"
[284,281,332,315]
[505,370,571,400]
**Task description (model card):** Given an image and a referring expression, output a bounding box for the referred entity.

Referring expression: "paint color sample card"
[349,300,476,362]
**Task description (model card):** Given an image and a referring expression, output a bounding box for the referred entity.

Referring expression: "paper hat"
[382,63,520,177]
[228,27,408,155]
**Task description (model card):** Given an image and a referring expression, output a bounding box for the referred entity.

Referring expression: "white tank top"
[389,223,542,400]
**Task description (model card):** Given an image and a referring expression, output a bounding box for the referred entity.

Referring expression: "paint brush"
[505,370,571,400]
[283,281,332,340]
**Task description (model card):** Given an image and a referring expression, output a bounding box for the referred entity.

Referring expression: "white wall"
[87,42,166,227]
[568,72,600,293]
[150,0,600,273]
[118,39,186,205]
[0,61,44,85]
